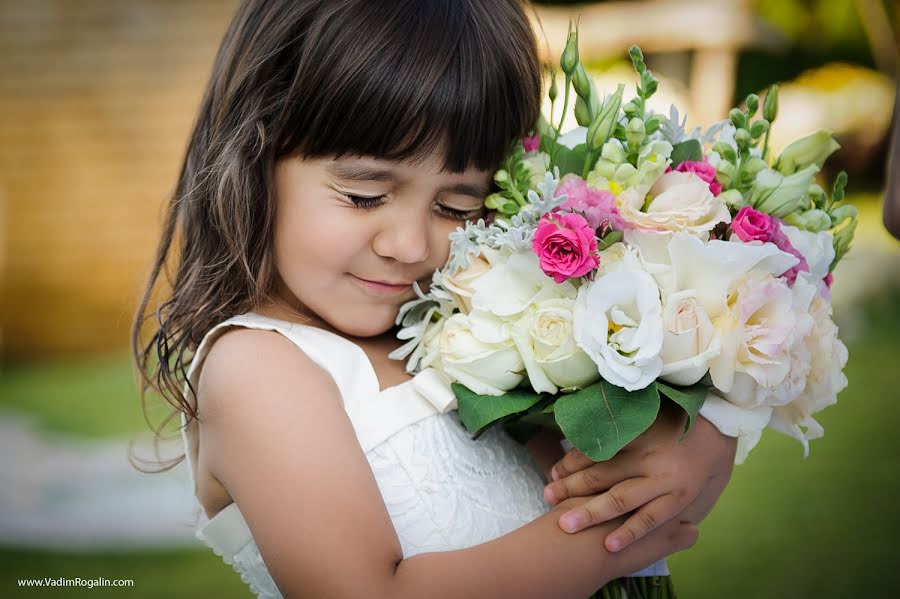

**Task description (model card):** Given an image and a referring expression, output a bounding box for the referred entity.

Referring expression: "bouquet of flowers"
[390,29,853,467]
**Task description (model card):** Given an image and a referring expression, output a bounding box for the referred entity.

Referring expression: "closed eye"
[345,194,482,222]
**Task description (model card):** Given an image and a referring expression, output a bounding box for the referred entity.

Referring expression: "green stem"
[762,128,772,163]
[582,149,595,179]
[551,75,572,170]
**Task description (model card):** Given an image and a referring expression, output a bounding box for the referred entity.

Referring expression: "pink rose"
[824,272,833,288]
[532,212,600,283]
[523,132,540,153]
[668,160,722,196]
[553,174,627,231]
[731,206,775,243]
[772,225,810,286]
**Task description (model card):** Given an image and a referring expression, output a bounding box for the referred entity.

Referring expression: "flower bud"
[775,130,840,175]
[624,116,645,149]
[734,129,752,150]
[644,115,661,135]
[729,108,746,129]
[783,209,832,232]
[745,94,759,116]
[750,119,769,139]
[829,204,858,225]
[573,63,592,100]
[574,96,592,127]
[743,157,768,177]
[718,188,746,209]
[712,141,737,163]
[601,139,627,163]
[560,24,579,75]
[549,73,559,102]
[808,184,827,209]
[763,84,779,123]
[493,169,509,185]
[749,164,819,218]
[586,84,624,153]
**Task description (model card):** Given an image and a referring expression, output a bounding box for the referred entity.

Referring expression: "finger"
[557,477,661,534]
[550,448,595,481]
[604,493,682,552]
[544,458,639,505]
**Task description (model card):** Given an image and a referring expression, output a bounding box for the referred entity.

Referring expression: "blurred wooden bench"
[531,0,785,123]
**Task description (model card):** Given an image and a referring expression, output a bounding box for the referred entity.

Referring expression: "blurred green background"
[1,0,898,597]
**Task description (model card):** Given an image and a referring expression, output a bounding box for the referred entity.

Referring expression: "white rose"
[659,290,721,386]
[709,273,815,406]
[780,224,835,281]
[617,171,731,236]
[442,246,505,314]
[438,311,525,396]
[769,294,847,457]
[471,249,577,318]
[511,298,601,394]
[573,269,664,391]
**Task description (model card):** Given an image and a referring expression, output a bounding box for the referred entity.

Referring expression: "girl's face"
[272,149,492,338]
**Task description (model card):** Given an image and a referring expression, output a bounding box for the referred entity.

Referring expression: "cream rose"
[769,294,848,457]
[442,246,505,314]
[438,311,525,396]
[470,249,577,318]
[573,269,664,391]
[512,298,601,393]
[618,171,731,236]
[659,291,721,386]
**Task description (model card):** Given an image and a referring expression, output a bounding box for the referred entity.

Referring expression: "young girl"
[133,1,736,597]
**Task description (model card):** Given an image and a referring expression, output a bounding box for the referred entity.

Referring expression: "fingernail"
[560,512,583,533]
[543,486,556,504]
[607,537,623,552]
[551,466,560,481]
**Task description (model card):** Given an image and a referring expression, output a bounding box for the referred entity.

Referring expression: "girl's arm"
[198,329,696,599]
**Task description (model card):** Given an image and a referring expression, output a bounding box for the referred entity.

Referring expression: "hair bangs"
[276,0,541,172]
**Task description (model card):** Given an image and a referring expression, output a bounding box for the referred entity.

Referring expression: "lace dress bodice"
[181,313,665,598]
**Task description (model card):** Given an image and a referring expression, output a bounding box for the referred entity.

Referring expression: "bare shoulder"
[194,326,402,597]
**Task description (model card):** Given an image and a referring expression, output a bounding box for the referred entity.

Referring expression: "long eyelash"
[346,194,481,222]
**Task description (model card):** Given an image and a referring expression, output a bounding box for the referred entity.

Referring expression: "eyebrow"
[327,161,489,199]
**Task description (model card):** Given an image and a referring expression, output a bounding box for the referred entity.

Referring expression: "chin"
[330,313,396,339]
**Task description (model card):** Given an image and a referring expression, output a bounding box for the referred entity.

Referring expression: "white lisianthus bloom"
[769,294,848,457]
[438,311,525,396]
[617,171,731,236]
[511,298,601,394]
[593,242,645,277]
[442,245,506,314]
[780,224,836,281]
[470,249,577,319]
[573,269,664,391]
[659,290,721,386]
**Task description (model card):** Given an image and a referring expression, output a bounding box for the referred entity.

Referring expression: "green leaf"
[657,381,709,440]
[554,143,590,177]
[453,383,543,434]
[670,139,702,168]
[553,380,660,461]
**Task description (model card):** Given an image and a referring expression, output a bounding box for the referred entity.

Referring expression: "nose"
[372,212,430,264]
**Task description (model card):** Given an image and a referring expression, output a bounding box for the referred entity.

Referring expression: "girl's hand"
[542,402,737,553]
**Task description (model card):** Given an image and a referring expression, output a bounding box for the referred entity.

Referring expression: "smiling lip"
[350,275,413,295]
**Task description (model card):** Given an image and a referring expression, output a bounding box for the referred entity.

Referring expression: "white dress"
[181,313,666,598]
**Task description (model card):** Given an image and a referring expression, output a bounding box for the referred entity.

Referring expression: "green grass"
[2,289,899,598]
[0,547,249,598]
[0,352,158,439]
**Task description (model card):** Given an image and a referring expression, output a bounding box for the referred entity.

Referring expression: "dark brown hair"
[131,0,542,469]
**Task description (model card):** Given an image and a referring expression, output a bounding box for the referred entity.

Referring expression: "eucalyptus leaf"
[454,383,544,434]
[657,381,709,440]
[553,380,660,461]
